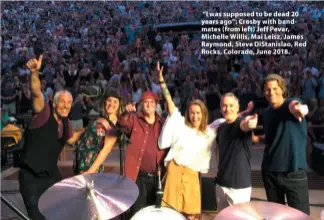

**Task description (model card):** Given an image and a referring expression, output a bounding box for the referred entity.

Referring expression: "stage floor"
[2,145,323,219]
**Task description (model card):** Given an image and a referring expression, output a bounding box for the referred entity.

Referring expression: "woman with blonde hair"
[157,62,221,220]
[73,89,124,174]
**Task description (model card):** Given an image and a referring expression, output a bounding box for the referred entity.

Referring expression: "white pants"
[215,184,252,212]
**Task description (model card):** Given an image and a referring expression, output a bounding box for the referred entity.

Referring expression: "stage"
[1,144,323,219]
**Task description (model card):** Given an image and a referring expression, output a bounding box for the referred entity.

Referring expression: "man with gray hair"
[19,55,85,220]
[214,93,258,211]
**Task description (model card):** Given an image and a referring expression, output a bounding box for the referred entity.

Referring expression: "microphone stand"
[118,132,130,220]
[118,131,130,177]
[108,119,130,220]
[155,164,163,209]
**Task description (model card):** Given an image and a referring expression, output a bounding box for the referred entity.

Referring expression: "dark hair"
[99,89,125,118]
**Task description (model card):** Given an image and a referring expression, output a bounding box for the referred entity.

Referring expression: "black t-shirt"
[261,98,307,172]
[216,117,252,189]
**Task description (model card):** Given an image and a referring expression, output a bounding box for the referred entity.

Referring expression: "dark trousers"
[19,168,61,220]
[262,170,310,215]
[128,172,157,218]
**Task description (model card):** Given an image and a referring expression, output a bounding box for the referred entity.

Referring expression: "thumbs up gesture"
[26,54,43,74]
[245,114,258,129]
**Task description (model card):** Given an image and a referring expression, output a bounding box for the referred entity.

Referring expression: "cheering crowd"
[1,1,324,220]
[1,1,324,124]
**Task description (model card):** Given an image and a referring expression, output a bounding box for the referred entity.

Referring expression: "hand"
[290,102,308,122]
[156,61,164,81]
[26,54,43,73]
[247,101,254,112]
[245,114,258,129]
[125,102,136,113]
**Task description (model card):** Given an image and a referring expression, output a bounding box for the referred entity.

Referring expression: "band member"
[74,90,124,174]
[19,55,85,220]
[254,74,310,215]
[215,93,258,211]
[157,62,217,220]
[119,90,168,218]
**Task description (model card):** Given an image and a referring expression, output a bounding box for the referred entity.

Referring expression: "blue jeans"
[262,170,310,215]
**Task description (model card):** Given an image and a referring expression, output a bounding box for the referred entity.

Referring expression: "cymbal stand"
[118,131,130,220]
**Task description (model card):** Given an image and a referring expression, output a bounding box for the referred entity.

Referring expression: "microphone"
[155,164,163,208]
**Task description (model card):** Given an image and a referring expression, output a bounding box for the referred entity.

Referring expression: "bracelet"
[159,81,166,84]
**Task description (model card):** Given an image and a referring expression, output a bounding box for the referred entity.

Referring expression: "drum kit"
[38,173,139,220]
[214,201,312,220]
[38,174,313,220]
[130,206,185,220]
[38,172,186,220]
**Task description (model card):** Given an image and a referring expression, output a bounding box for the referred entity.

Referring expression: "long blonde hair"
[184,99,208,134]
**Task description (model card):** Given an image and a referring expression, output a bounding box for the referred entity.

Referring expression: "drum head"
[130,206,186,220]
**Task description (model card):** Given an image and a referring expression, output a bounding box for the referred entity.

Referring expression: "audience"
[1,1,324,128]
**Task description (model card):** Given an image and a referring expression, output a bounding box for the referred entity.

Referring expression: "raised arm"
[157,61,176,115]
[26,55,44,113]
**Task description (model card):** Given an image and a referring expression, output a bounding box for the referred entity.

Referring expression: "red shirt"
[119,112,168,182]
[139,123,158,172]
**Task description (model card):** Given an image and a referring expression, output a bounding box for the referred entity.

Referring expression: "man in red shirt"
[120,91,168,218]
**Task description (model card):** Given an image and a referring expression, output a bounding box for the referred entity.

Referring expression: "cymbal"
[214,201,312,220]
[39,173,139,220]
